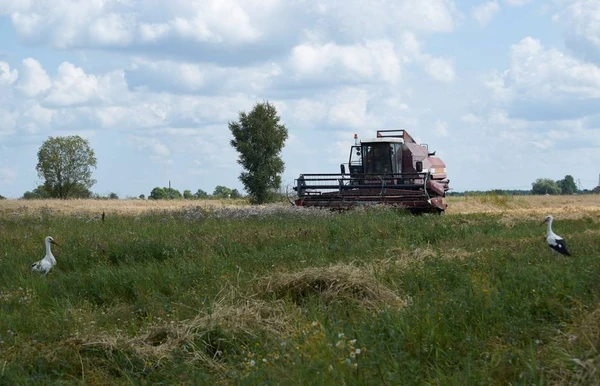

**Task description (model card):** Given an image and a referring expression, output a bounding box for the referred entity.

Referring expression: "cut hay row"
[0,194,599,217]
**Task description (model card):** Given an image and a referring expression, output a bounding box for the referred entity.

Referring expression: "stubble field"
[0,194,599,385]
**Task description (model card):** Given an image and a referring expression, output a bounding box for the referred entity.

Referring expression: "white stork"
[31,236,60,275]
[541,215,571,256]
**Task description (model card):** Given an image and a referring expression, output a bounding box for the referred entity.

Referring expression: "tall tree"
[36,135,97,199]
[557,175,577,195]
[229,101,288,204]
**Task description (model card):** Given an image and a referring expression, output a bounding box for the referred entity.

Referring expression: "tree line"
[449,175,599,196]
[147,185,242,200]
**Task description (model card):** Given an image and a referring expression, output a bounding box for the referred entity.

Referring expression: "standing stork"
[31,236,60,275]
[542,215,571,256]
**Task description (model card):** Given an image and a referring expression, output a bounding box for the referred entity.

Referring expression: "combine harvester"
[292,129,450,214]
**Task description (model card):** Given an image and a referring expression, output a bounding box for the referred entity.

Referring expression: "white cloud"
[423,56,456,82]
[316,0,461,38]
[125,58,281,94]
[10,1,111,49]
[3,0,460,61]
[168,1,262,44]
[509,37,600,99]
[44,62,100,106]
[41,62,129,107]
[6,0,275,49]
[504,0,532,6]
[89,13,135,46]
[554,0,600,64]
[289,40,402,84]
[401,33,456,82]
[0,0,32,15]
[17,103,53,134]
[0,61,18,85]
[472,1,500,26]
[327,88,369,129]
[435,120,450,136]
[461,113,483,124]
[486,37,600,120]
[138,23,170,43]
[14,58,51,98]
[129,136,170,156]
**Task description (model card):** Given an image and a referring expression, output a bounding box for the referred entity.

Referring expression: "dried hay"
[0,198,246,217]
[2,195,598,218]
[261,263,408,310]
[70,298,294,370]
[380,246,476,271]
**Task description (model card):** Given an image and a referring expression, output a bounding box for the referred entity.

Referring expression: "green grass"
[1,205,599,385]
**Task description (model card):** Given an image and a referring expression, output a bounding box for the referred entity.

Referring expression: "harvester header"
[292,129,450,213]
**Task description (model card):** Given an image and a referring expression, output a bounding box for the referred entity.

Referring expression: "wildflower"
[348,339,357,345]
[355,348,361,355]
[249,360,256,367]
[262,358,268,363]
[338,333,345,339]
[349,352,356,359]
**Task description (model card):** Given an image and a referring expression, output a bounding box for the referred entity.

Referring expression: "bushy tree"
[183,190,193,199]
[0,194,5,200]
[213,185,232,198]
[149,187,182,200]
[23,185,52,199]
[36,135,97,199]
[150,187,167,200]
[229,101,288,204]
[109,192,119,199]
[194,189,208,199]
[165,188,182,199]
[532,178,561,195]
[557,175,577,195]
[139,194,145,200]
[230,189,242,199]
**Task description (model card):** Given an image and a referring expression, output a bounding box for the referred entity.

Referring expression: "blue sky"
[1,0,599,199]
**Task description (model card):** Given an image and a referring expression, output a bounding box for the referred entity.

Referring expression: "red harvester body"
[293,129,450,214]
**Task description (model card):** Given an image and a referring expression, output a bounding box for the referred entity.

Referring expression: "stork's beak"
[540,218,548,225]
[51,240,60,247]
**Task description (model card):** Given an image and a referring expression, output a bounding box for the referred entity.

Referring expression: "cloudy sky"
[1,0,599,198]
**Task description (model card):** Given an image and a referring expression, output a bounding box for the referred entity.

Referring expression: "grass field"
[1,195,599,385]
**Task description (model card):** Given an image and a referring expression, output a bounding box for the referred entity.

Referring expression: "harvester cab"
[293,129,450,213]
